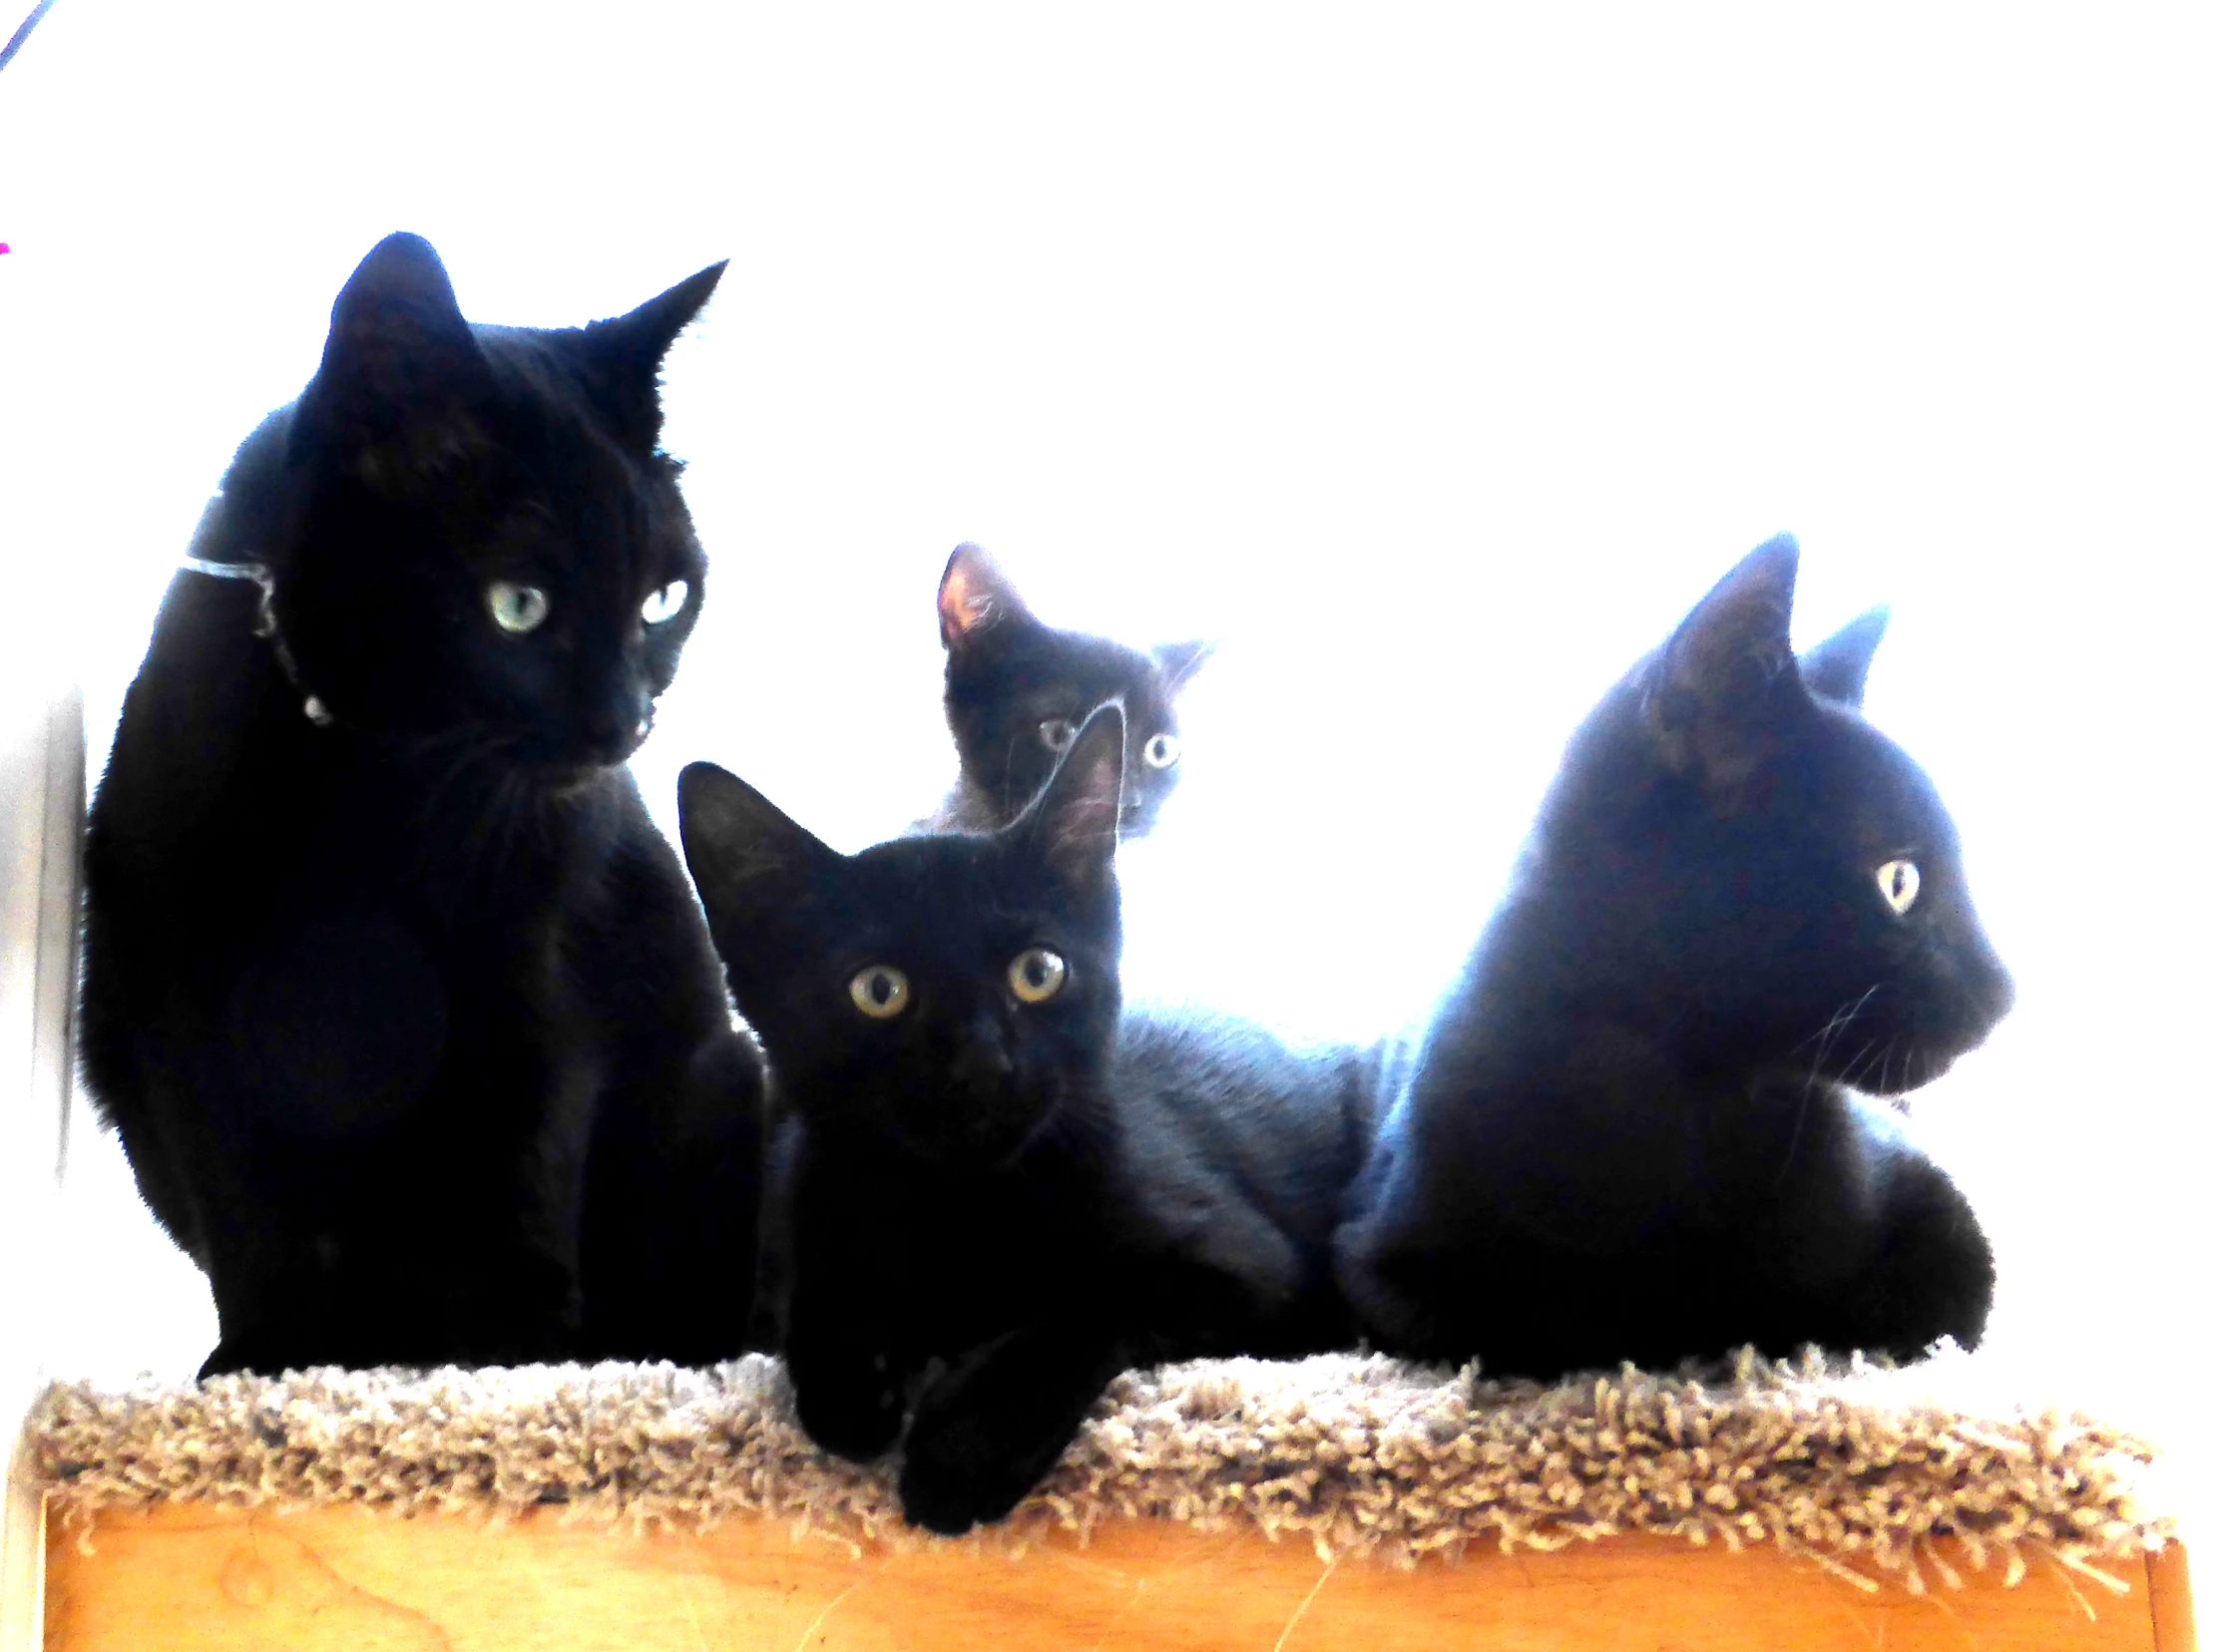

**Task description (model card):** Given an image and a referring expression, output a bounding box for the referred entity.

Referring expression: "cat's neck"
[1447,867,1779,1085]
[791,1076,1124,1195]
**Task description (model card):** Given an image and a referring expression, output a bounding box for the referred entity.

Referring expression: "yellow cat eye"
[1007,948,1068,1005]
[487,581,550,634]
[1142,732,1180,769]
[642,580,689,624]
[1876,859,1921,916]
[1039,718,1077,753]
[849,965,911,1019]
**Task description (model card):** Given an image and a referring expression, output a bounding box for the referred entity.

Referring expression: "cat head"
[679,704,1128,1169]
[936,542,1210,836]
[1534,534,2013,1094]
[254,231,721,773]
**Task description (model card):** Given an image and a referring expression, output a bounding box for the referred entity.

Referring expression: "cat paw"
[897,1387,1078,1535]
[791,1357,905,1463]
[896,1418,1044,1536]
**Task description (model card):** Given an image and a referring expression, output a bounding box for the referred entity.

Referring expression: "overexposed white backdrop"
[2,0,2214,1495]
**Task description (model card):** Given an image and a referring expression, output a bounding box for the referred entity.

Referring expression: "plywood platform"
[39,1503,2194,1652]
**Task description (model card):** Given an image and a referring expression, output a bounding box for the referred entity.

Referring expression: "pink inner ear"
[939,564,997,638]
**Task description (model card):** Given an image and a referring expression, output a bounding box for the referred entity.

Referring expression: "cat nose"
[1971,957,2016,1027]
[949,1020,1013,1090]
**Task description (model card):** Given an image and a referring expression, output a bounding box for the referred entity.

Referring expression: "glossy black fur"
[680,707,1369,1533]
[80,233,762,1376]
[1334,536,2013,1378]
[928,542,1209,836]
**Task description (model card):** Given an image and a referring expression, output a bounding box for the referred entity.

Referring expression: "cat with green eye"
[79,232,762,1376]
[921,542,1210,836]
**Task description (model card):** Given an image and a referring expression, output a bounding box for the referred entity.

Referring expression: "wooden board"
[42,1503,2190,1652]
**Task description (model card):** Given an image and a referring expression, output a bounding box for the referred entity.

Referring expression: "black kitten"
[924,542,1209,836]
[1334,535,2012,1378]
[80,232,761,1376]
[679,707,1367,1533]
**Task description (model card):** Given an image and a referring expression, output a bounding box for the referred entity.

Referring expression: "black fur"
[679,706,1367,1533]
[1334,535,2012,1378]
[79,232,761,1376]
[927,542,1209,835]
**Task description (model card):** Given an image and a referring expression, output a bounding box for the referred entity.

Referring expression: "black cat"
[1333,535,2012,1378]
[679,706,1369,1532]
[923,542,1209,836]
[79,232,761,1377]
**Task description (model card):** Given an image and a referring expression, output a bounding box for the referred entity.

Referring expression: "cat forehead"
[984,629,1170,704]
[841,835,1104,933]
[845,835,1022,919]
[1801,703,1958,852]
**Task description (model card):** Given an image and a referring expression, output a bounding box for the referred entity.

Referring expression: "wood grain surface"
[42,1503,2187,1652]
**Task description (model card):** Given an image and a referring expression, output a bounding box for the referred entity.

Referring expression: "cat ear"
[677,761,838,932]
[1011,703,1124,901]
[575,260,727,450]
[938,543,1035,650]
[1645,533,1806,786]
[1151,639,1215,692]
[1799,605,1890,708]
[294,232,495,471]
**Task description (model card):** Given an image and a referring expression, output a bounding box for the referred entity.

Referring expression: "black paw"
[792,1356,905,1463]
[897,1420,1042,1536]
[896,1384,1078,1535]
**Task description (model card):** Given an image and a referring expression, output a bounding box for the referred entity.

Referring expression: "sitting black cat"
[1333,535,2012,1378]
[679,707,1368,1532]
[80,232,761,1376]
[922,542,1209,836]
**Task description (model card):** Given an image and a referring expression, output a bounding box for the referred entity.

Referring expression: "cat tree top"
[25,1350,2168,1592]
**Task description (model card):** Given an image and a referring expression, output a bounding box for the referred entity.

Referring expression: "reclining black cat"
[1335,535,2011,1377]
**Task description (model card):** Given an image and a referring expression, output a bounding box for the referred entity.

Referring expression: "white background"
[2,0,2214,1523]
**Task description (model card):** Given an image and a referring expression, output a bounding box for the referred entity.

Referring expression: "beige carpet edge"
[23,1348,2174,1593]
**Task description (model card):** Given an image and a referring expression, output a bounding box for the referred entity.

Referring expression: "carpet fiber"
[25,1349,2171,1593]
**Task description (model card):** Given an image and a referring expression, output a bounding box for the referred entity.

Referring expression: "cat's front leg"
[897,1318,1131,1534]
[783,1257,911,1462]
[787,1333,907,1464]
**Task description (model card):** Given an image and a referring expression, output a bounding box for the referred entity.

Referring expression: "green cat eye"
[849,965,910,1019]
[642,580,689,624]
[1038,718,1078,753]
[1008,947,1068,1005]
[1142,732,1180,769]
[1877,859,1921,915]
[487,581,550,634]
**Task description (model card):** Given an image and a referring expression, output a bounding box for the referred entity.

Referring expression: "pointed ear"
[1799,605,1890,708]
[294,232,494,475]
[1010,703,1124,902]
[575,259,726,450]
[1151,639,1214,692]
[677,761,837,936]
[1644,534,1806,786]
[938,542,1034,651]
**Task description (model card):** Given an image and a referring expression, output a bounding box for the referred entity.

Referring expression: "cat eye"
[1039,718,1078,753]
[642,581,689,625]
[1007,948,1068,1005]
[1876,859,1921,916]
[849,965,911,1019]
[1142,732,1180,769]
[487,582,551,634]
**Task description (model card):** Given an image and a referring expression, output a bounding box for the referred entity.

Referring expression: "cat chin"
[879,1113,1053,1174]
[1831,1040,1959,1098]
